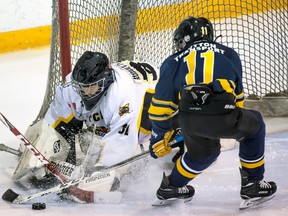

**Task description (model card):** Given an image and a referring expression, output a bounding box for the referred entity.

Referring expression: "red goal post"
[35,0,288,121]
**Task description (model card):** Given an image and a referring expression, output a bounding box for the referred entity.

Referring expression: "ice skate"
[239,168,277,210]
[152,172,195,206]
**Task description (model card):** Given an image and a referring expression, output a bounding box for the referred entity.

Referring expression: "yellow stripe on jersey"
[240,158,265,169]
[51,112,75,129]
[151,97,178,109]
[236,100,244,108]
[217,79,236,95]
[176,158,198,179]
[236,91,245,100]
[236,92,245,108]
[148,97,178,121]
[148,105,176,120]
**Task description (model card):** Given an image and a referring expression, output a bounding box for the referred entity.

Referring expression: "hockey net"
[36,0,288,121]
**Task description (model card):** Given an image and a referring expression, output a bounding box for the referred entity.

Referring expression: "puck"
[32,202,46,210]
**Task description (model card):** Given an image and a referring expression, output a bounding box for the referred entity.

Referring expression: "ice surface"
[0,48,288,216]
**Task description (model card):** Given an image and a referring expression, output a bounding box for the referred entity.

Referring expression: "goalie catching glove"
[149,130,174,159]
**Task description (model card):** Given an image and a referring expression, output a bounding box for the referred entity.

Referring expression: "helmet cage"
[71,51,116,110]
[71,68,115,110]
[72,77,105,100]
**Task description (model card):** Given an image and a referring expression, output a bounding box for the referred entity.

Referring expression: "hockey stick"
[0,112,95,203]
[2,137,182,204]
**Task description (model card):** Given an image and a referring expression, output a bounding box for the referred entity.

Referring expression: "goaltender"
[14,51,182,202]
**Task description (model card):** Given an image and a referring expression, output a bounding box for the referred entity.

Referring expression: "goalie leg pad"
[77,170,117,192]
[13,120,70,180]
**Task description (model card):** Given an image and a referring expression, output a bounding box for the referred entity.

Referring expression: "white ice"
[0,48,288,216]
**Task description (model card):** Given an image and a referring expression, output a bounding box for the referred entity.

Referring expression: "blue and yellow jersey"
[148,40,244,141]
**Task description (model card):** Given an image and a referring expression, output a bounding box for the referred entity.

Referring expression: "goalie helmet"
[173,17,214,51]
[71,51,115,110]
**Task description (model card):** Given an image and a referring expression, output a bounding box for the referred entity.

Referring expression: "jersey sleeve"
[230,49,245,108]
[44,77,83,140]
[148,58,179,143]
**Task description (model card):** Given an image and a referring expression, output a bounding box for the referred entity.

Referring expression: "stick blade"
[2,189,19,203]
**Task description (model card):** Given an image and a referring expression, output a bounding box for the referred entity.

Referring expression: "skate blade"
[152,197,193,206]
[152,198,176,206]
[239,194,275,210]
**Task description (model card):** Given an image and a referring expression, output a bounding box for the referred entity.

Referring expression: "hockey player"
[148,17,277,209]
[14,51,183,202]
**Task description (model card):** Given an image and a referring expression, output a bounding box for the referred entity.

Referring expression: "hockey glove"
[150,130,174,159]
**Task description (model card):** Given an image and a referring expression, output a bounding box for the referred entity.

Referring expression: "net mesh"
[36,0,288,120]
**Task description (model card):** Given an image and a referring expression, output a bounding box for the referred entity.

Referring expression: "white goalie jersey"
[45,60,158,167]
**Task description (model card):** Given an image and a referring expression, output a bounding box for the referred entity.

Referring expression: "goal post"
[35,0,288,121]
[58,0,71,80]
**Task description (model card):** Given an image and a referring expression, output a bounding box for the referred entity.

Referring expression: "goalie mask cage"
[36,0,288,121]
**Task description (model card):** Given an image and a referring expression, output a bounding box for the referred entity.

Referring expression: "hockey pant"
[169,107,265,187]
